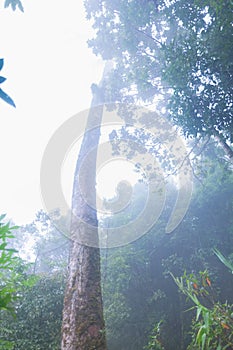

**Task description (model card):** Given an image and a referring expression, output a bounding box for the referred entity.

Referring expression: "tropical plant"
[0,273,65,350]
[0,215,37,348]
[214,249,233,274]
[144,322,165,350]
[171,270,233,350]
[0,214,21,312]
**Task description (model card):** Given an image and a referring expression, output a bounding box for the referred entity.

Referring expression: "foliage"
[0,212,67,349]
[10,209,70,273]
[171,270,233,350]
[144,322,165,350]
[0,273,65,349]
[0,0,24,109]
[0,215,37,348]
[101,155,233,350]
[0,215,22,312]
[214,249,233,274]
[0,156,232,349]
[31,211,69,274]
[0,59,15,108]
[85,0,233,157]
[4,0,24,12]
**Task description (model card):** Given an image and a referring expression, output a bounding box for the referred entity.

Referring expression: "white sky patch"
[0,0,104,224]
[96,160,139,200]
[61,124,140,216]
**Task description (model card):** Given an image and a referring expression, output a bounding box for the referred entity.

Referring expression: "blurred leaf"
[4,0,24,12]
[9,226,19,230]
[214,248,233,274]
[0,243,7,250]
[0,88,16,108]
[5,248,18,253]
[0,59,4,71]
[17,0,23,12]
[3,0,10,9]
[0,77,6,84]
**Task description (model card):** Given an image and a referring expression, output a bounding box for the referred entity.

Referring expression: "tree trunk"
[61,77,107,349]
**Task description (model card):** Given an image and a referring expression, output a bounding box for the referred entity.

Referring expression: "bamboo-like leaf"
[10,225,19,230]
[196,305,202,321]
[214,248,233,274]
[0,214,6,222]
[0,243,7,250]
[201,333,206,350]
[0,223,10,236]
[196,326,204,345]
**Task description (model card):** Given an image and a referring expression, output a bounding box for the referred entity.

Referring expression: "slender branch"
[212,128,233,160]
[133,26,163,47]
[165,135,202,178]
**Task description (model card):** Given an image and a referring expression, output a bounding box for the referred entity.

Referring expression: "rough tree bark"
[61,72,108,349]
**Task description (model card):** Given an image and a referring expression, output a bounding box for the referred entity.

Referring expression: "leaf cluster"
[171,266,233,350]
[0,59,15,108]
[4,0,24,12]
[0,215,37,348]
[85,0,233,154]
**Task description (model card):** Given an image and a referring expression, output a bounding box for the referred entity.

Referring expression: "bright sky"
[0,0,105,224]
[0,0,140,225]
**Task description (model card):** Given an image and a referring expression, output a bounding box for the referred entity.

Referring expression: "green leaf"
[201,333,206,350]
[196,326,205,345]
[0,243,7,250]
[5,248,18,253]
[9,225,19,230]
[203,311,210,329]
[0,214,6,222]
[0,223,11,236]
[196,306,202,321]
[214,248,233,274]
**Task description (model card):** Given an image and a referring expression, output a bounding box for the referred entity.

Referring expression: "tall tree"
[61,70,109,349]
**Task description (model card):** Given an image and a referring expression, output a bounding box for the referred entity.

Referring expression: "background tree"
[0,150,232,349]
[0,215,36,349]
[85,0,233,158]
[0,211,68,349]
[0,274,65,350]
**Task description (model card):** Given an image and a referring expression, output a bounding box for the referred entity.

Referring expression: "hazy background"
[0,0,105,223]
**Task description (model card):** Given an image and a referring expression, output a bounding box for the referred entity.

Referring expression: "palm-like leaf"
[214,248,233,274]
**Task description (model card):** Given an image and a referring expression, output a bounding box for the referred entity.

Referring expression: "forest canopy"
[85,0,233,158]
